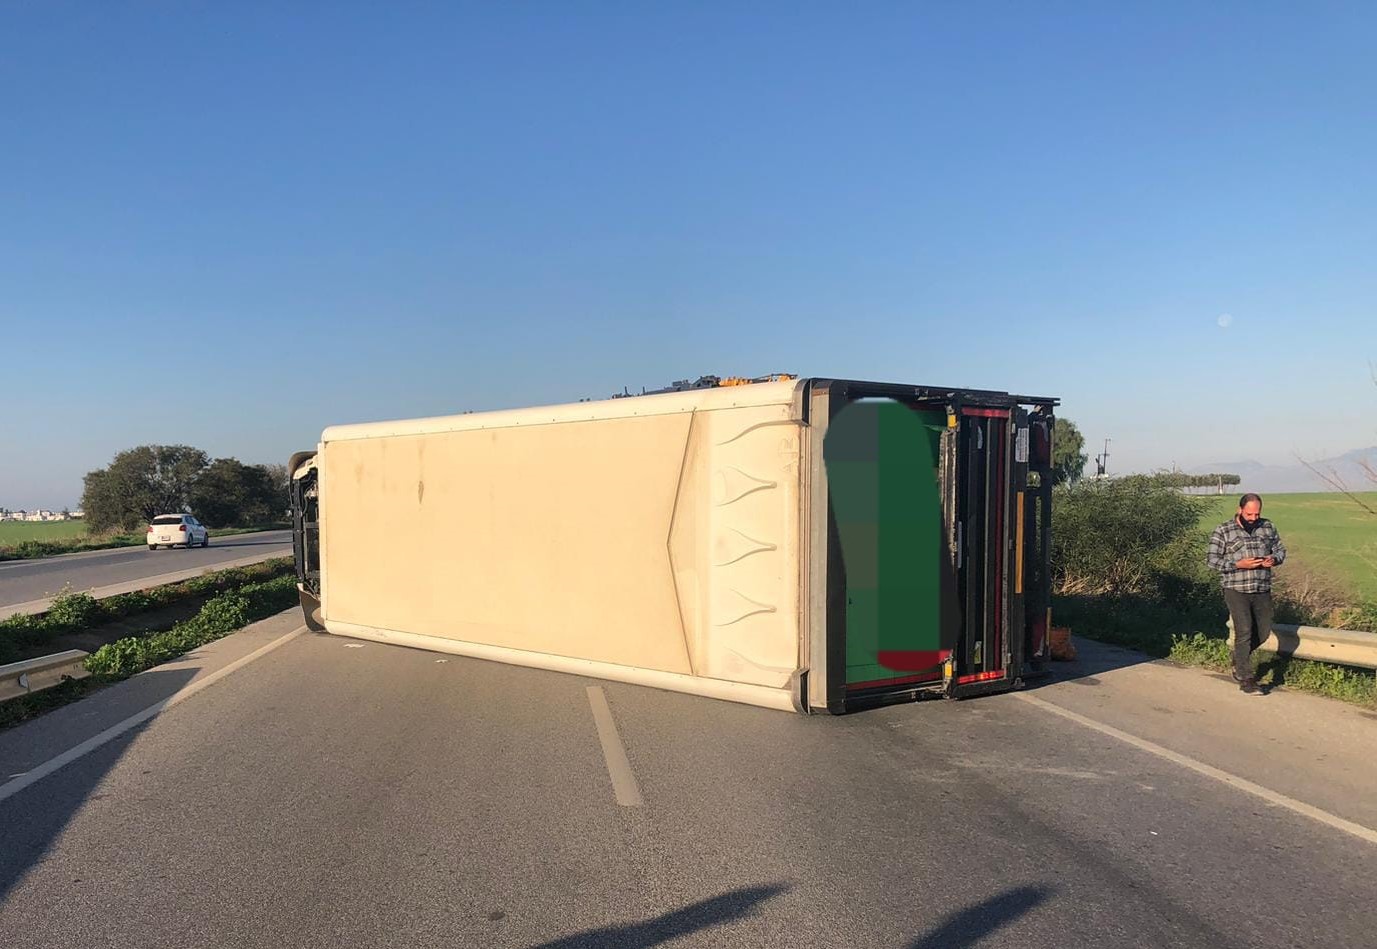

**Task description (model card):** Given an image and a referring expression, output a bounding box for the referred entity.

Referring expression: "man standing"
[1206,494,1286,695]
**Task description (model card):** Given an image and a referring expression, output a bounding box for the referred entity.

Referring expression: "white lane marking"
[1014,691,1377,847]
[586,686,643,807]
[0,626,306,805]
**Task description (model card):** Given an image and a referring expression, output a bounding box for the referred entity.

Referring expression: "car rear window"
[152,516,184,525]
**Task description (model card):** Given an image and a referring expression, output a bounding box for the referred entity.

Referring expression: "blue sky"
[3,2,1375,509]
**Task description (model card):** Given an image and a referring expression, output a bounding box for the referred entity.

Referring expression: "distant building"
[0,508,81,521]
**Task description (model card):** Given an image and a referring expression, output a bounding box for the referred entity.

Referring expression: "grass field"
[1197,492,1377,601]
[0,521,88,543]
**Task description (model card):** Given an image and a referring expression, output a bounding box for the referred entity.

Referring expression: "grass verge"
[0,523,291,562]
[0,558,295,665]
[0,571,298,730]
[1055,593,1377,709]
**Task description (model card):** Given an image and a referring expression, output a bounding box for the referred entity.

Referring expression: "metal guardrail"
[0,650,91,702]
[1229,618,1377,670]
[1262,624,1377,670]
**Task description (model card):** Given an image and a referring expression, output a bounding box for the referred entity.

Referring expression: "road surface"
[1,615,1373,948]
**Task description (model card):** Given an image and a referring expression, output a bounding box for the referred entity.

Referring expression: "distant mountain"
[1188,447,1376,494]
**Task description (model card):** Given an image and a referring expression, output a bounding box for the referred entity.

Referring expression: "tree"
[80,445,210,533]
[1051,418,1088,486]
[190,459,280,528]
[262,463,291,517]
[79,444,291,533]
[1149,472,1241,493]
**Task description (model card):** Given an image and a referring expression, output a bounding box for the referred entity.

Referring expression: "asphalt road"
[0,531,293,609]
[1,613,1373,948]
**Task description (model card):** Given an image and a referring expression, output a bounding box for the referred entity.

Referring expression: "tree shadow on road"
[0,667,197,904]
[528,882,1051,949]
[906,884,1053,949]
[528,883,788,948]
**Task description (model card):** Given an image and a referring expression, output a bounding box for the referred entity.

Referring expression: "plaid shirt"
[1206,517,1286,592]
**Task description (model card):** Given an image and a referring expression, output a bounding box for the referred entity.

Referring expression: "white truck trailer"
[290,376,1057,713]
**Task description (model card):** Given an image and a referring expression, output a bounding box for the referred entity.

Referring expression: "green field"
[0,521,89,543]
[1197,492,1377,601]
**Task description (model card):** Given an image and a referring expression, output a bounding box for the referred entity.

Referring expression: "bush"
[85,637,153,679]
[1331,602,1377,633]
[1169,631,1230,669]
[1051,475,1211,597]
[44,589,102,629]
[198,592,250,633]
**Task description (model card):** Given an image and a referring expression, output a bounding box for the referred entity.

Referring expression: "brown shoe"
[1240,676,1262,695]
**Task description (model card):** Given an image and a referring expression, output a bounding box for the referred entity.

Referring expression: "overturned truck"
[290,376,1058,713]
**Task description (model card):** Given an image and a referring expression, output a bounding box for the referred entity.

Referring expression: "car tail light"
[179,524,187,532]
[147,526,153,533]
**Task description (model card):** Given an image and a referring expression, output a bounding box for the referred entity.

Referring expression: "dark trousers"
[1223,589,1274,679]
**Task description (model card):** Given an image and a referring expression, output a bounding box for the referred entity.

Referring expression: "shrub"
[86,637,152,678]
[1169,632,1230,669]
[198,592,250,633]
[1051,475,1210,597]
[43,589,103,630]
[1328,601,1377,633]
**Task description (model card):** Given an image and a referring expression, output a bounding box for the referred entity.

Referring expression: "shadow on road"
[528,884,788,948]
[1023,636,1157,689]
[906,884,1053,948]
[0,667,198,904]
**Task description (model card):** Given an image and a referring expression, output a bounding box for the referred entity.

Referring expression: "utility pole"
[1095,437,1111,478]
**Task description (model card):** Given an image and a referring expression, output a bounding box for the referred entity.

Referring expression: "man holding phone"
[1206,493,1287,695]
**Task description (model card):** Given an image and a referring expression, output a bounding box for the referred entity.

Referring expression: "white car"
[147,514,210,549]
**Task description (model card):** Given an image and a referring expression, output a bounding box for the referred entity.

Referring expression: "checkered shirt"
[1206,517,1286,593]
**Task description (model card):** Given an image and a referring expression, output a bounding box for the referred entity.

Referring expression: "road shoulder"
[1022,637,1377,832]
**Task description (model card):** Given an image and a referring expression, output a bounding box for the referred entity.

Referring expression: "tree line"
[1149,472,1242,490]
[81,445,289,533]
